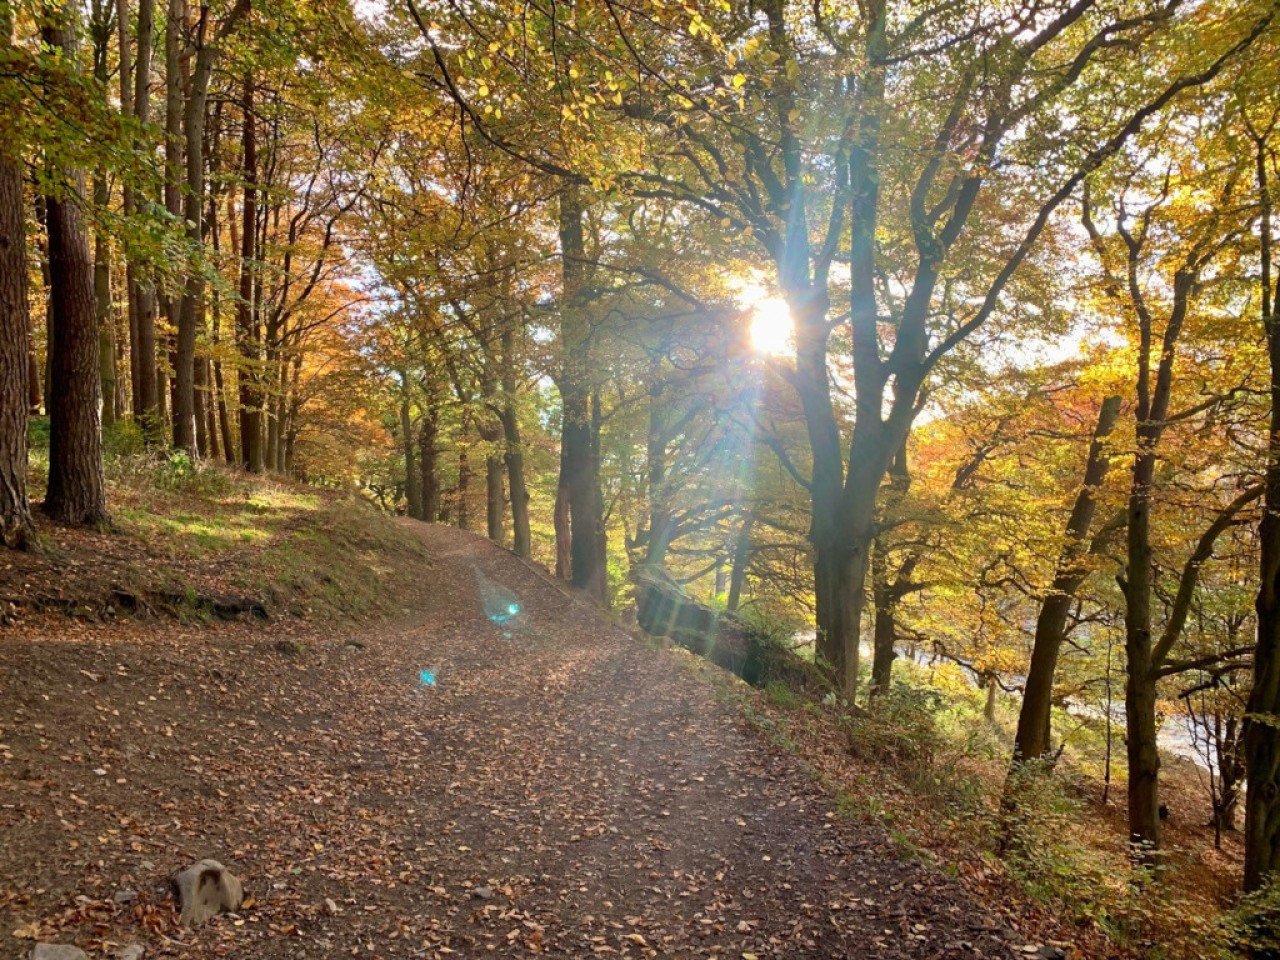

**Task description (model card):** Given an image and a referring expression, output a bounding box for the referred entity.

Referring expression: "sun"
[749,296,795,356]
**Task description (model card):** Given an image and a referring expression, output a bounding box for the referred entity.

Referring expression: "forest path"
[1,522,1020,959]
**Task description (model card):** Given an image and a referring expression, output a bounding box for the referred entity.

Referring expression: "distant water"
[791,632,1210,769]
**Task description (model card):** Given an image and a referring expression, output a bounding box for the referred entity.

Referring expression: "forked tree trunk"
[42,6,109,527]
[1012,395,1122,764]
[1122,267,1195,854]
[1246,130,1280,893]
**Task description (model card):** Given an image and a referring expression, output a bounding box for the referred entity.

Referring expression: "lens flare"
[418,669,437,687]
[475,568,523,623]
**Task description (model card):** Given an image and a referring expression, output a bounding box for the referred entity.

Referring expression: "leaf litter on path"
[1,523,1026,959]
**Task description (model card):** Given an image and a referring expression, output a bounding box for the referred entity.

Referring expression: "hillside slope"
[0,522,1049,960]
[2,458,429,625]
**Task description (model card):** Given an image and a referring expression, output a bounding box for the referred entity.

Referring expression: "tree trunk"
[115,0,138,415]
[793,292,856,687]
[485,448,504,545]
[400,379,421,519]
[644,375,672,569]
[282,354,300,476]
[26,319,41,413]
[92,205,116,429]
[0,7,35,547]
[36,196,53,417]
[1246,131,1280,893]
[1125,379,1171,853]
[1214,712,1245,840]
[500,325,530,558]
[173,1,228,454]
[456,444,471,530]
[1012,395,1122,763]
[554,451,570,578]
[558,185,605,600]
[131,0,159,437]
[1124,619,1163,852]
[202,359,219,458]
[236,74,264,472]
[42,6,109,527]
[205,174,233,465]
[592,389,609,606]
[1122,261,1196,855]
[158,0,184,438]
[90,15,116,430]
[213,356,233,462]
[726,513,753,613]
[265,384,281,470]
[870,541,897,699]
[418,397,438,522]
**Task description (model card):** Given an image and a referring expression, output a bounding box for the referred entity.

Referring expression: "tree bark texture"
[558,184,605,601]
[0,7,34,547]
[42,8,109,527]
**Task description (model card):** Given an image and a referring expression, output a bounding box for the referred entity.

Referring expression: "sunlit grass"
[22,415,430,618]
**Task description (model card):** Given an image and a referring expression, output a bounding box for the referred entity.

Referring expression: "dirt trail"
[0,522,1024,959]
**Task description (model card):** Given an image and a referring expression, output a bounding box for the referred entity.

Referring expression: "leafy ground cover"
[2,522,1075,960]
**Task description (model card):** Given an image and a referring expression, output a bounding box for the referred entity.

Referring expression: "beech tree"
[1243,78,1280,893]
[414,0,1277,696]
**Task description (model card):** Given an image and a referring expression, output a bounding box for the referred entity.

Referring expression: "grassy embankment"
[4,419,428,623]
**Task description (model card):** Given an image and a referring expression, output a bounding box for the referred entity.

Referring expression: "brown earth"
[0,521,1051,960]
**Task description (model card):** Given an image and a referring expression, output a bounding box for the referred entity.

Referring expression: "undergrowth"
[728,651,1252,960]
